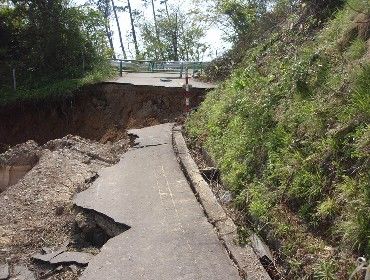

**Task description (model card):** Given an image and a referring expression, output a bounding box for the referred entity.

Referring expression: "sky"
[76,0,231,61]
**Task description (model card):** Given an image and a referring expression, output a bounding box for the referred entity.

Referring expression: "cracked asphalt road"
[74,123,241,280]
[107,72,215,89]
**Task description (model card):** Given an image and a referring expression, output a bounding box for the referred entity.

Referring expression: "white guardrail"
[110,59,209,77]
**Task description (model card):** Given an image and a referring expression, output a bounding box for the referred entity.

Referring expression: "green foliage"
[0,63,114,106]
[218,0,259,38]
[186,0,370,277]
[316,198,338,219]
[248,182,273,221]
[345,38,367,60]
[313,260,338,280]
[351,64,370,118]
[0,1,111,82]
[0,0,112,103]
[139,6,209,61]
[337,175,370,256]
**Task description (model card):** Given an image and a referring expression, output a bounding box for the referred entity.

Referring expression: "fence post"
[12,68,16,91]
[180,63,184,78]
[119,60,123,77]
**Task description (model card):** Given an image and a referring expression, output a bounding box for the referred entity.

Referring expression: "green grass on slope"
[0,64,115,106]
[186,1,370,279]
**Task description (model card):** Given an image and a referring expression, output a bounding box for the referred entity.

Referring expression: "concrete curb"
[172,126,272,280]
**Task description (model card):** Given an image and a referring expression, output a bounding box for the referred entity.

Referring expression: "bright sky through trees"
[74,0,231,60]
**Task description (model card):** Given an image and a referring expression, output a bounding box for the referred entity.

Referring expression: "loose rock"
[250,234,274,262]
[220,191,233,205]
[0,263,9,280]
[12,265,35,280]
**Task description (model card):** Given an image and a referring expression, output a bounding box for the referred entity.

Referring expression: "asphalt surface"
[74,123,241,280]
[107,72,215,89]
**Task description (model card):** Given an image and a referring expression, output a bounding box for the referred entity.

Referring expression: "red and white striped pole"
[184,69,190,114]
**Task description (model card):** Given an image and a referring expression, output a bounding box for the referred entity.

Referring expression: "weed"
[316,198,338,219]
[345,38,367,60]
[350,64,370,118]
[313,260,338,280]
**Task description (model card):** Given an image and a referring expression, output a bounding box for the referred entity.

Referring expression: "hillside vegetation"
[187,0,370,278]
[0,1,114,105]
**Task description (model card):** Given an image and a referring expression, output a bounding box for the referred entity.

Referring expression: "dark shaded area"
[74,206,130,249]
[0,83,207,152]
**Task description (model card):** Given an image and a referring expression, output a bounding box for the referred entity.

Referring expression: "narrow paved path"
[74,123,241,280]
[107,72,215,89]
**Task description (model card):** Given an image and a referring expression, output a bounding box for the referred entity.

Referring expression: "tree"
[0,0,111,83]
[151,0,160,40]
[111,0,127,59]
[94,0,116,59]
[140,5,209,61]
[125,0,140,58]
[199,0,298,43]
[160,0,178,60]
[141,0,162,59]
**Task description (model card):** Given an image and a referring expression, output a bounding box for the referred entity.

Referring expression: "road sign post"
[183,69,192,115]
[12,68,16,91]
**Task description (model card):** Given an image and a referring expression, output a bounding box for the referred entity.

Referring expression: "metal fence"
[110,59,208,78]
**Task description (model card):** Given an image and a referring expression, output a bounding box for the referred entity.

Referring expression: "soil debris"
[0,141,40,192]
[0,134,129,279]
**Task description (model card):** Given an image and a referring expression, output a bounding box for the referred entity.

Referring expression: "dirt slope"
[0,83,206,151]
[0,135,129,279]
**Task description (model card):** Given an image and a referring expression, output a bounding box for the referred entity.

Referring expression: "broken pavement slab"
[33,250,93,267]
[31,241,69,263]
[11,265,35,280]
[74,123,241,280]
[49,252,93,266]
[0,263,9,280]
[32,248,66,263]
[32,241,93,267]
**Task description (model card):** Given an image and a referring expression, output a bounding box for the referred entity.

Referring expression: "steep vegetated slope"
[187,0,369,278]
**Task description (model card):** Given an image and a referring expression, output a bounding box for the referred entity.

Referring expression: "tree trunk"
[103,0,116,59]
[163,0,170,18]
[162,0,178,61]
[105,22,116,59]
[151,0,159,38]
[150,0,161,59]
[111,0,127,59]
[172,12,178,61]
[181,22,189,61]
[127,0,139,58]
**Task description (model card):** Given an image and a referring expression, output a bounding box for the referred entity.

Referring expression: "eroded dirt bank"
[0,83,208,279]
[0,83,206,151]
